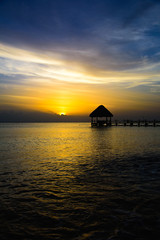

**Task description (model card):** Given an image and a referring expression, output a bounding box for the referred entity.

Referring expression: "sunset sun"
[59,112,66,116]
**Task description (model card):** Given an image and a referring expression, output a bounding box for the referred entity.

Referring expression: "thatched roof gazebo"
[89,105,113,127]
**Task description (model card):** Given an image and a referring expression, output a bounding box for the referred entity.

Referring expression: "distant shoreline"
[0,121,90,123]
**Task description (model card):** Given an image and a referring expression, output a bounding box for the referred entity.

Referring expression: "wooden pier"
[106,120,160,127]
[89,105,160,127]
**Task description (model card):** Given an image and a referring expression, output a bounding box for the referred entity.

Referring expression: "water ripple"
[0,123,160,239]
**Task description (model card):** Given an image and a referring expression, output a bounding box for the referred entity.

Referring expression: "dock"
[113,120,160,127]
[91,120,160,127]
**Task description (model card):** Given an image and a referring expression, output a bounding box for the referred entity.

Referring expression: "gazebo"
[89,105,113,127]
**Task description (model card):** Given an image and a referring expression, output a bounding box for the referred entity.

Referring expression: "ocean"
[0,123,160,240]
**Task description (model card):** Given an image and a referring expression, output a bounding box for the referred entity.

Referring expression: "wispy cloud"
[123,0,160,27]
[0,0,160,117]
[0,42,160,89]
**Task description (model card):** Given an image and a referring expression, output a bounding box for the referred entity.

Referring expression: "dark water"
[0,123,160,240]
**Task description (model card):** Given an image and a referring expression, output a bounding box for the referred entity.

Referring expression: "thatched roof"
[89,105,113,117]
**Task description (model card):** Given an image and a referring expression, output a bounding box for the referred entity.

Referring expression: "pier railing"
[112,120,160,127]
[91,120,160,127]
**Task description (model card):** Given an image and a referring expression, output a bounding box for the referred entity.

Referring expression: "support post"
[145,121,148,127]
[153,120,156,127]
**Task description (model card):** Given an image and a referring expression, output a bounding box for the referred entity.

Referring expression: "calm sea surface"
[0,123,160,240]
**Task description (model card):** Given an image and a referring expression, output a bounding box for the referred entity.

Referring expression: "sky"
[0,0,160,121]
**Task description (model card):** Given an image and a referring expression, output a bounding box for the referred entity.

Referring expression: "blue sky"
[0,0,160,120]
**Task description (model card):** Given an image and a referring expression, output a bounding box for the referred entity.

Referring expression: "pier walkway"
[91,120,160,127]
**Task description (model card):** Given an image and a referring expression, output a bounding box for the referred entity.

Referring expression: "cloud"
[0,42,160,90]
[0,0,160,118]
[123,0,160,27]
[0,105,90,122]
[0,0,160,76]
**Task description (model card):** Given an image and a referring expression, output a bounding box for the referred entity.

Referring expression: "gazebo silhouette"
[89,105,113,127]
